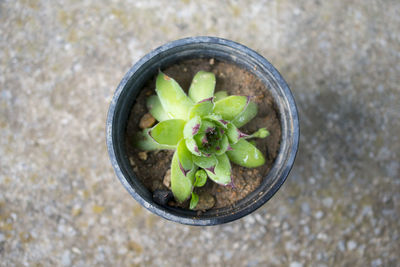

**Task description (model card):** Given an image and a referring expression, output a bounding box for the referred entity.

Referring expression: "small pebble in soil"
[129,157,136,166]
[194,192,215,211]
[254,94,264,102]
[153,190,174,206]
[139,113,156,129]
[138,151,148,161]
[163,169,171,188]
[209,58,215,65]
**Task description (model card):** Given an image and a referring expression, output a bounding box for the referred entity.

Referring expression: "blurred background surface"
[1,0,399,266]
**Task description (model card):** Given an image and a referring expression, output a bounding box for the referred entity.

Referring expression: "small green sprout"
[193,169,207,187]
[135,70,269,209]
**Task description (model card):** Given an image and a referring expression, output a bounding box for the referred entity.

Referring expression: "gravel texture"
[1,0,399,266]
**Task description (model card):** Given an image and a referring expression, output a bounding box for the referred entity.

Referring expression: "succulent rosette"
[135,71,269,209]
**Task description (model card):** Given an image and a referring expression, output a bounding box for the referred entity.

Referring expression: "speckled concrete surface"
[1,0,399,266]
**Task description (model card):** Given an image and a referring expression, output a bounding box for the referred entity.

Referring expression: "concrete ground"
[1,0,399,266]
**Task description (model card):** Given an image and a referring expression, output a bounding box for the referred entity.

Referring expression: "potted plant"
[106,36,299,225]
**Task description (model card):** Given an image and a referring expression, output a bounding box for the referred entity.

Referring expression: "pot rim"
[106,36,299,225]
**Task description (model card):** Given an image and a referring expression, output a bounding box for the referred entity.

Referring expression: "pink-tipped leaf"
[205,154,232,185]
[188,71,216,103]
[149,119,186,146]
[156,72,193,120]
[171,151,196,202]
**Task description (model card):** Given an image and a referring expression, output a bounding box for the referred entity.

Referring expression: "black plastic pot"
[106,36,299,226]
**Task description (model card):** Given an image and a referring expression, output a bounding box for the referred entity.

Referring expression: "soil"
[125,58,281,210]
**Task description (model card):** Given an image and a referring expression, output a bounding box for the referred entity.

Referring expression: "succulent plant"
[135,70,269,209]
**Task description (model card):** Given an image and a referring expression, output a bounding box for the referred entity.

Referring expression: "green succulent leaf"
[247,128,270,139]
[226,139,265,168]
[213,96,248,121]
[226,123,254,144]
[189,97,214,119]
[193,154,217,170]
[214,91,228,102]
[205,154,232,185]
[189,192,199,210]
[216,135,229,155]
[193,132,207,147]
[232,100,258,128]
[183,116,201,139]
[226,124,268,145]
[226,123,240,144]
[133,129,175,150]
[171,151,196,202]
[204,114,228,129]
[185,138,201,156]
[149,119,185,146]
[213,96,258,128]
[146,95,170,121]
[194,169,207,187]
[199,120,216,134]
[177,139,194,174]
[188,71,216,102]
[156,72,193,120]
